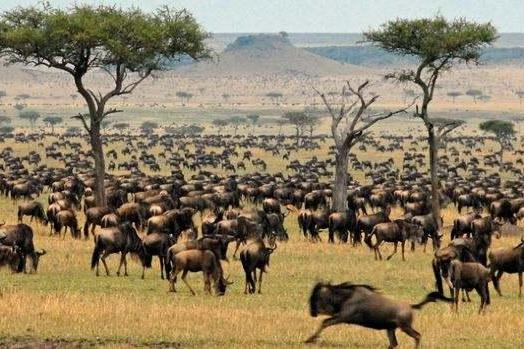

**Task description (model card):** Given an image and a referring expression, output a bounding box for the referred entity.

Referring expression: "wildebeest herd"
[1,128,523,348]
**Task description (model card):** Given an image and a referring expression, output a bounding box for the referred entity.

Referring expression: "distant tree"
[0,4,209,206]
[267,92,283,105]
[101,120,112,130]
[515,90,524,105]
[42,116,63,134]
[365,15,497,230]
[316,81,412,212]
[479,120,515,163]
[275,119,287,136]
[279,31,289,39]
[228,116,245,136]
[176,91,193,105]
[478,94,491,102]
[14,104,25,111]
[282,111,310,145]
[0,125,14,134]
[0,90,6,102]
[113,122,130,131]
[246,114,260,134]
[0,115,10,124]
[16,94,30,101]
[221,93,231,105]
[18,109,40,128]
[140,121,158,134]
[447,91,462,103]
[466,89,483,103]
[212,119,228,134]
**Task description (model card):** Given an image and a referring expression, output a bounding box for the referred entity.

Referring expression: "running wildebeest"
[240,238,276,294]
[90,222,149,276]
[305,282,452,347]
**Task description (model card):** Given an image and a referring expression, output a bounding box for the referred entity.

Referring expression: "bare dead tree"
[315,81,414,212]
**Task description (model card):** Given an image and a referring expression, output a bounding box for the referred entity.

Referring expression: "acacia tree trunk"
[89,121,106,207]
[333,147,349,212]
[427,125,441,228]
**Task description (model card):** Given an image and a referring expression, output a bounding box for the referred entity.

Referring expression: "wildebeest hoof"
[305,337,317,344]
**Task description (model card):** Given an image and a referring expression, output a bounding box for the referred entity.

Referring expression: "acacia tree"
[18,109,40,128]
[43,116,63,134]
[365,16,497,227]
[0,90,6,102]
[282,111,309,146]
[141,121,158,134]
[515,90,524,106]
[228,116,245,136]
[0,115,10,124]
[316,81,412,212]
[246,114,259,134]
[113,122,130,132]
[479,120,515,164]
[447,91,462,103]
[212,119,228,134]
[466,89,483,103]
[0,4,209,205]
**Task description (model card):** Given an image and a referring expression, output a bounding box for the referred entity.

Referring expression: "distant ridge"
[179,33,368,77]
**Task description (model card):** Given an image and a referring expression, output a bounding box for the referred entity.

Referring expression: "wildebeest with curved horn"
[305,282,452,347]
[90,222,149,276]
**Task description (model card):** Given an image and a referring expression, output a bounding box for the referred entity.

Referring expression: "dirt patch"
[0,338,182,349]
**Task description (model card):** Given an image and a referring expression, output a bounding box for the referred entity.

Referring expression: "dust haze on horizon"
[0,0,523,33]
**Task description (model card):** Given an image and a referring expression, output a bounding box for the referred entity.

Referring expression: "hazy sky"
[0,0,522,33]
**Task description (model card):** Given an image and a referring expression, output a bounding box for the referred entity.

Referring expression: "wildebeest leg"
[399,325,421,349]
[116,253,124,276]
[233,240,241,260]
[386,329,398,349]
[492,270,503,296]
[305,316,345,343]
[181,270,196,295]
[376,241,383,260]
[257,269,263,294]
[122,252,128,276]
[203,272,211,294]
[519,272,522,297]
[386,242,398,261]
[100,251,111,276]
[453,286,460,313]
[159,256,164,280]
[169,268,180,292]
[476,285,487,314]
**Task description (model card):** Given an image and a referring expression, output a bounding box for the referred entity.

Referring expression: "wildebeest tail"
[411,291,453,310]
[90,237,103,270]
[143,249,153,268]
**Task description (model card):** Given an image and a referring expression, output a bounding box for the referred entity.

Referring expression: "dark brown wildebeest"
[117,202,150,231]
[101,213,120,228]
[142,232,177,279]
[167,249,231,296]
[470,216,502,265]
[489,199,517,225]
[84,206,113,238]
[432,242,478,297]
[410,213,443,251]
[365,220,424,261]
[17,201,47,225]
[328,210,356,244]
[355,208,391,246]
[489,237,524,297]
[305,282,452,347]
[240,238,276,294]
[90,223,149,276]
[0,223,46,273]
[54,209,81,239]
[0,245,22,272]
[450,211,482,240]
[448,260,491,314]
[167,237,233,264]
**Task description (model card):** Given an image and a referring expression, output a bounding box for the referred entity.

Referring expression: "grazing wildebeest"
[410,213,443,251]
[84,206,113,239]
[142,232,177,279]
[365,220,424,261]
[489,199,517,225]
[305,282,452,347]
[167,236,233,263]
[167,249,231,296]
[0,223,46,273]
[432,242,478,297]
[0,245,22,272]
[448,260,491,314]
[489,237,524,297]
[240,238,276,294]
[17,201,47,225]
[90,223,149,276]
